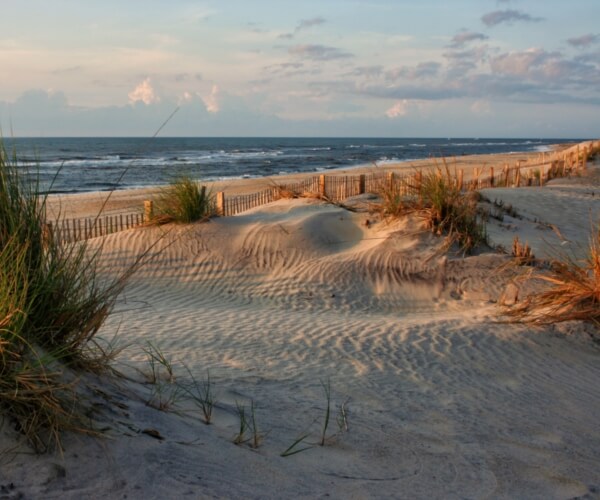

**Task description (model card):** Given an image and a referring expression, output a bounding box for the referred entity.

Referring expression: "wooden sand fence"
[46,212,145,244]
[51,140,599,243]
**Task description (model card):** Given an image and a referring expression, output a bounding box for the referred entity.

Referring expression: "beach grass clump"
[0,141,134,451]
[378,166,486,253]
[180,368,216,425]
[511,236,534,266]
[377,182,414,219]
[154,176,215,224]
[505,224,600,325]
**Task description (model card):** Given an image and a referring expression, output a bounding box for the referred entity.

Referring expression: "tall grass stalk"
[233,401,250,445]
[180,368,216,425]
[320,379,331,446]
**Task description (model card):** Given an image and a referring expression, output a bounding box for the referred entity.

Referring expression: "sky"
[0,0,599,138]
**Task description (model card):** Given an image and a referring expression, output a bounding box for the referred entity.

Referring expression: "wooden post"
[489,167,494,187]
[319,174,326,197]
[415,170,422,197]
[43,222,53,248]
[216,191,225,216]
[515,164,521,187]
[387,172,395,191]
[358,174,366,194]
[457,169,464,191]
[144,200,154,222]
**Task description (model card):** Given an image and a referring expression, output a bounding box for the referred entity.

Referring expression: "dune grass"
[378,166,487,253]
[0,142,137,451]
[505,224,600,325]
[154,175,215,224]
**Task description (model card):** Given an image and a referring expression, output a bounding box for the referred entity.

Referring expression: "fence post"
[387,172,395,190]
[319,174,326,197]
[415,170,423,200]
[358,174,366,194]
[144,200,154,223]
[457,169,464,191]
[43,222,53,247]
[489,167,494,187]
[216,192,225,216]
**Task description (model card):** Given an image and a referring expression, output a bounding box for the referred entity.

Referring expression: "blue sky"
[1,0,599,137]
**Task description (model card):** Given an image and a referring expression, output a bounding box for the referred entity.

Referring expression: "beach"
[2,143,600,499]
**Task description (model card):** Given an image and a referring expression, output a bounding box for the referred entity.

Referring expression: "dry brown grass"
[505,225,600,325]
[512,236,534,266]
[271,182,320,201]
[377,166,487,253]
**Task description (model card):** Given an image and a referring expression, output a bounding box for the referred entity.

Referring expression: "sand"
[2,145,600,499]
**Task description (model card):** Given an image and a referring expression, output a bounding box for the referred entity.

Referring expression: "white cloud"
[490,48,554,76]
[385,100,409,118]
[202,84,220,113]
[128,78,159,105]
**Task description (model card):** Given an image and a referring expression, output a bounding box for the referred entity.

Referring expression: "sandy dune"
[2,156,600,499]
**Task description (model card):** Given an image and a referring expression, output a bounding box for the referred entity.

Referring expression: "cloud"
[298,17,326,31]
[385,100,409,118]
[128,78,159,105]
[482,10,543,27]
[14,89,69,112]
[345,65,384,78]
[490,48,558,76]
[386,62,441,81]
[357,83,464,101]
[444,46,489,74]
[279,17,326,39]
[449,31,489,48]
[567,34,599,48]
[288,44,353,61]
[202,84,220,113]
[263,62,304,74]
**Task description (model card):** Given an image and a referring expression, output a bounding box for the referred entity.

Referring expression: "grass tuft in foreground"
[0,141,136,451]
[154,176,215,224]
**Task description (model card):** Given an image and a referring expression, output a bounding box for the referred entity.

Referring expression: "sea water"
[4,137,576,194]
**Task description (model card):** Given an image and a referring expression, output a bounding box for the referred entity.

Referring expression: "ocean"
[4,137,577,194]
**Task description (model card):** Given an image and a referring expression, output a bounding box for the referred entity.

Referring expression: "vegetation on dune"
[505,224,600,326]
[378,165,487,254]
[154,175,215,224]
[0,142,136,452]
